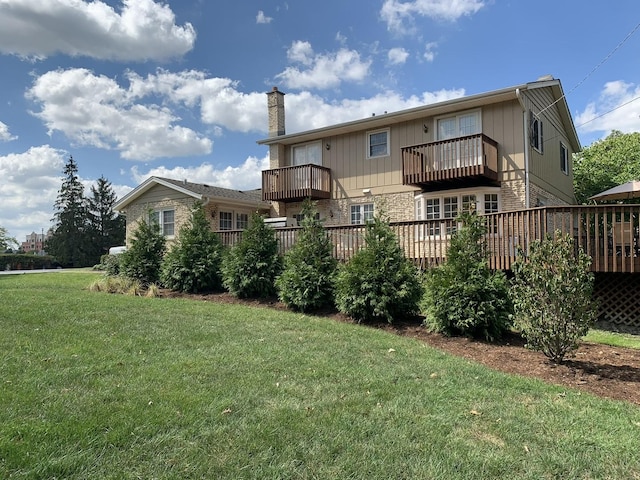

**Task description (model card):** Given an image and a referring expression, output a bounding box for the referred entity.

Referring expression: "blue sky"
[1,0,639,243]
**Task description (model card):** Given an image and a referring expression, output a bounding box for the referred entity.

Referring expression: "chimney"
[267,86,285,137]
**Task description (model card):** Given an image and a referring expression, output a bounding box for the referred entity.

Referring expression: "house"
[258,75,580,227]
[113,176,270,243]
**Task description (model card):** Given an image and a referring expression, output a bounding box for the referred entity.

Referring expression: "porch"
[262,164,331,202]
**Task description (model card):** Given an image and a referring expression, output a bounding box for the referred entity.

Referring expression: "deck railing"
[262,164,331,202]
[216,205,640,273]
[402,134,499,186]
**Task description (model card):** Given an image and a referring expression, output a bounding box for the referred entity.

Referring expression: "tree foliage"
[573,130,640,204]
[47,156,92,267]
[120,214,166,285]
[512,232,597,364]
[334,213,422,323]
[0,226,17,252]
[161,202,225,293]
[276,199,337,312]
[421,212,512,340]
[222,211,282,298]
[87,176,126,262]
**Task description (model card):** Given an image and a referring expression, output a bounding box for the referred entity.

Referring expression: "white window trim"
[219,211,233,231]
[434,109,482,140]
[366,128,390,159]
[350,203,375,225]
[415,188,501,238]
[291,140,323,166]
[150,209,175,238]
[530,112,544,154]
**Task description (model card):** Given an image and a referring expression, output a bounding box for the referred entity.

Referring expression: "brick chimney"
[267,86,285,137]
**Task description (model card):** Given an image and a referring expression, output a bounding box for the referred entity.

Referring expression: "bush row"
[0,254,58,271]
[100,201,597,364]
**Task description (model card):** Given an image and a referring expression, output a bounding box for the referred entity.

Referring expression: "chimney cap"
[269,86,285,95]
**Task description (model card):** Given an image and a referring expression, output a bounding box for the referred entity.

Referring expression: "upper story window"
[150,209,175,237]
[560,142,569,174]
[530,112,544,153]
[367,129,390,158]
[219,211,233,231]
[292,141,322,166]
[436,110,481,140]
[351,203,375,224]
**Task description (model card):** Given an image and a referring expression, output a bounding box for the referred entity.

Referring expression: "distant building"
[21,231,51,255]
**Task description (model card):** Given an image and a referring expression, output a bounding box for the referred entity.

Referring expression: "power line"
[538,20,640,117]
[575,94,640,129]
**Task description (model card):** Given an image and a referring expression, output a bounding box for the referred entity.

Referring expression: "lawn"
[1,272,639,479]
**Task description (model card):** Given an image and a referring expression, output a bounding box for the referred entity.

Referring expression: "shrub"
[512,232,597,364]
[222,211,282,298]
[120,214,166,285]
[97,253,122,276]
[276,199,337,312]
[421,212,512,341]
[334,214,422,323]
[161,203,225,293]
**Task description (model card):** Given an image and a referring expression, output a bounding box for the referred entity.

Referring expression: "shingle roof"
[159,177,266,204]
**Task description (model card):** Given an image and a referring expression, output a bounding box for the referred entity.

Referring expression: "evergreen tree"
[120,213,166,285]
[222,211,282,298]
[161,202,225,293]
[276,199,337,312]
[87,175,126,263]
[47,156,91,267]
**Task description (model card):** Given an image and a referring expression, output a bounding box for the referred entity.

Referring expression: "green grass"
[1,272,640,479]
[585,328,640,349]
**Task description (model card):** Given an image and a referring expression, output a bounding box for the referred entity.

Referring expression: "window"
[436,110,482,168]
[292,141,322,166]
[219,211,233,231]
[415,190,500,236]
[367,129,389,158]
[560,142,569,174]
[293,212,320,226]
[236,213,248,230]
[150,209,175,237]
[530,112,543,153]
[351,203,374,224]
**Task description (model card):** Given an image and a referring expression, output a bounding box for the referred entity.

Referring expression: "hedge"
[0,254,59,271]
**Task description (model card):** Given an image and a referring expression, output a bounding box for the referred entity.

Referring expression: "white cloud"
[130,154,270,191]
[0,121,17,141]
[0,145,66,242]
[423,42,437,62]
[275,41,372,90]
[0,0,195,61]
[256,10,273,24]
[575,80,640,136]
[381,0,485,33]
[26,68,213,161]
[388,47,409,65]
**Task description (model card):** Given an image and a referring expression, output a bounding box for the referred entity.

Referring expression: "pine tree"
[87,175,126,264]
[47,156,91,267]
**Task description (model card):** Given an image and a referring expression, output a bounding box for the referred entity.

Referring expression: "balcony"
[402,133,499,188]
[262,164,331,202]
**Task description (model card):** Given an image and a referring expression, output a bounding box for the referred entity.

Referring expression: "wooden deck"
[262,164,331,202]
[215,205,640,273]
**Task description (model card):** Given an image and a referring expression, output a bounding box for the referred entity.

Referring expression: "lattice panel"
[594,273,640,332]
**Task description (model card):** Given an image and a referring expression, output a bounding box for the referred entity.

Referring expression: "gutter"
[515,88,530,208]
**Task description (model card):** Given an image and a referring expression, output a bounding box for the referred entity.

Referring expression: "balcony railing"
[262,164,331,202]
[402,133,499,187]
[216,205,640,274]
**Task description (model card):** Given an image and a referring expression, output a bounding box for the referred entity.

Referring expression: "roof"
[257,78,581,153]
[114,176,269,211]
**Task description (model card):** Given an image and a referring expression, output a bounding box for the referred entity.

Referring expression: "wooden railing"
[262,164,331,202]
[216,205,640,273]
[402,134,499,186]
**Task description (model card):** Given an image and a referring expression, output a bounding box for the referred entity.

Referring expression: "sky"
[1,0,639,244]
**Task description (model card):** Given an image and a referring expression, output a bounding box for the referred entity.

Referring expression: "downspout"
[515,88,530,208]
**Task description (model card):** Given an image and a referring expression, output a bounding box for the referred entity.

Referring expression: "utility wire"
[538,20,640,117]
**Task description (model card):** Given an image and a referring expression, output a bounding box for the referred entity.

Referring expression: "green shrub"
[334,214,422,323]
[512,232,597,364]
[222,212,282,298]
[97,253,122,276]
[161,203,225,293]
[0,254,57,271]
[276,199,337,312]
[120,214,166,285]
[421,212,512,341]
